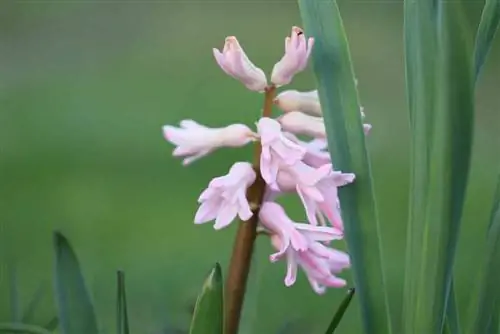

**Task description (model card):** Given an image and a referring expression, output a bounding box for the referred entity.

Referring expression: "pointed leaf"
[53,231,99,334]
[116,270,130,334]
[297,1,392,333]
[443,281,461,334]
[403,0,475,331]
[471,175,500,333]
[189,263,223,334]
[0,323,52,334]
[474,0,500,79]
[21,283,46,323]
[324,288,356,334]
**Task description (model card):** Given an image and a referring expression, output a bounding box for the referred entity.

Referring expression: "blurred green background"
[0,1,498,333]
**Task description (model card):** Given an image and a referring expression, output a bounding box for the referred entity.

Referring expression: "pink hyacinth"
[257,117,306,187]
[270,230,350,293]
[163,120,258,165]
[274,89,322,116]
[213,36,268,92]
[278,111,326,138]
[259,202,343,262]
[271,26,314,87]
[285,133,331,168]
[194,162,256,230]
[276,161,355,229]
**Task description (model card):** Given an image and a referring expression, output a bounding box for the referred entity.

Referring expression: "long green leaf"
[116,270,130,334]
[0,323,52,334]
[53,231,99,334]
[443,281,461,334]
[297,1,391,333]
[403,0,475,332]
[402,0,439,327]
[189,263,223,334]
[324,288,356,334]
[470,175,500,333]
[474,0,500,79]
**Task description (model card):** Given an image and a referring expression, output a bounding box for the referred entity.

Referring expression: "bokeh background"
[0,1,498,333]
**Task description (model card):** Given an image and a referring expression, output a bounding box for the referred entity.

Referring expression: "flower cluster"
[162,27,371,294]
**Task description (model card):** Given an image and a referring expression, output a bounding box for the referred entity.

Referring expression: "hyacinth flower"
[163,120,258,165]
[274,89,372,135]
[195,162,256,230]
[161,27,364,334]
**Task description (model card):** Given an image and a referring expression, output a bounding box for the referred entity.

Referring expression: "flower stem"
[224,85,276,334]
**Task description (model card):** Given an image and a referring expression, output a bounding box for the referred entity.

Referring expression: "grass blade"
[474,0,500,79]
[470,175,500,333]
[443,281,461,334]
[42,317,58,332]
[189,263,223,334]
[53,231,99,334]
[324,288,356,334]
[116,270,130,334]
[403,0,475,331]
[297,1,391,333]
[0,323,52,334]
[403,0,439,328]
[21,283,46,323]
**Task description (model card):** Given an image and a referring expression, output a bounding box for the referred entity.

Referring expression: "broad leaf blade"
[404,0,475,331]
[474,0,500,79]
[116,270,130,334]
[297,1,392,333]
[471,176,500,333]
[324,288,355,334]
[189,263,223,334]
[53,232,99,334]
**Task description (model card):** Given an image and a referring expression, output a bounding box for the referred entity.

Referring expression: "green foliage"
[474,0,500,78]
[470,176,500,333]
[188,263,224,334]
[324,288,355,334]
[403,0,475,332]
[297,0,391,333]
[0,323,52,334]
[116,271,130,334]
[53,232,99,334]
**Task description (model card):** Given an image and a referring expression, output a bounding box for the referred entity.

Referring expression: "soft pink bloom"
[278,111,326,138]
[163,120,258,165]
[257,117,306,187]
[275,90,372,134]
[270,230,350,293]
[194,162,256,230]
[285,133,331,168]
[213,36,267,92]
[259,202,343,262]
[276,161,355,229]
[271,27,314,87]
[273,89,322,116]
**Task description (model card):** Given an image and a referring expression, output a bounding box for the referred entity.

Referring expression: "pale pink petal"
[194,200,220,224]
[214,204,239,230]
[284,250,298,287]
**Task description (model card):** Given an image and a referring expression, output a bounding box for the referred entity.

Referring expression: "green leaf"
[53,231,99,334]
[403,0,475,332]
[474,0,500,79]
[443,281,461,334]
[0,323,52,334]
[297,1,392,333]
[324,288,356,334]
[21,283,46,323]
[116,270,130,334]
[42,317,58,332]
[470,175,500,333]
[188,263,224,334]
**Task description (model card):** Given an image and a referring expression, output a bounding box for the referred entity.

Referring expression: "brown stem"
[224,85,276,334]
